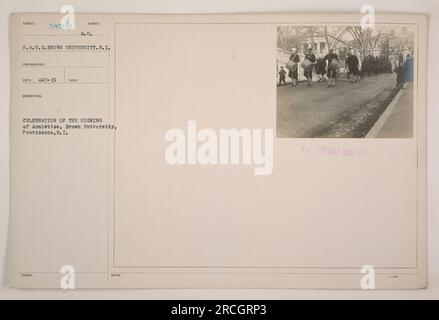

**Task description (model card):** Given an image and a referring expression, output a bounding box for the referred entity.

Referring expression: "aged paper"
[8,13,427,289]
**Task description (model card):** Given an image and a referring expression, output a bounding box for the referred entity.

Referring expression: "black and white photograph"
[276,25,415,138]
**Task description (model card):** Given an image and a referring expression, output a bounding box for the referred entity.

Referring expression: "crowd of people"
[278,47,413,88]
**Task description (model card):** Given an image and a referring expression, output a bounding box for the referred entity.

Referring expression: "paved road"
[277,73,400,138]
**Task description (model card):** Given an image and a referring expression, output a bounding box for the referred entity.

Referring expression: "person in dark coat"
[404,53,414,82]
[346,51,360,82]
[360,55,366,79]
[287,48,300,87]
[365,53,373,76]
[315,54,327,82]
[278,66,286,85]
[374,56,379,75]
[323,48,339,87]
[303,47,316,86]
[395,62,405,87]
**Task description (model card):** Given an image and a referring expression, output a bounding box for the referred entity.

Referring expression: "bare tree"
[320,26,350,49]
[279,26,351,53]
[347,26,393,55]
[298,26,319,49]
[277,26,299,50]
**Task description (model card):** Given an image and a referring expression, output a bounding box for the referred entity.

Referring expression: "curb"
[365,86,404,138]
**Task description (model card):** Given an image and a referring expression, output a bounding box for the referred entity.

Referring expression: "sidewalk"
[366,82,414,138]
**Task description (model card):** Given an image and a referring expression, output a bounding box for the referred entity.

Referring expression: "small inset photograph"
[276,25,415,138]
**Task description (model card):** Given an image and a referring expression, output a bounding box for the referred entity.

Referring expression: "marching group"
[278,47,414,88]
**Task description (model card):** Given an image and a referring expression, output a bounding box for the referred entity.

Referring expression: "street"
[277,73,404,138]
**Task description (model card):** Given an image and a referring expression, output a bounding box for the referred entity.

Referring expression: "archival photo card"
[7,12,427,289]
